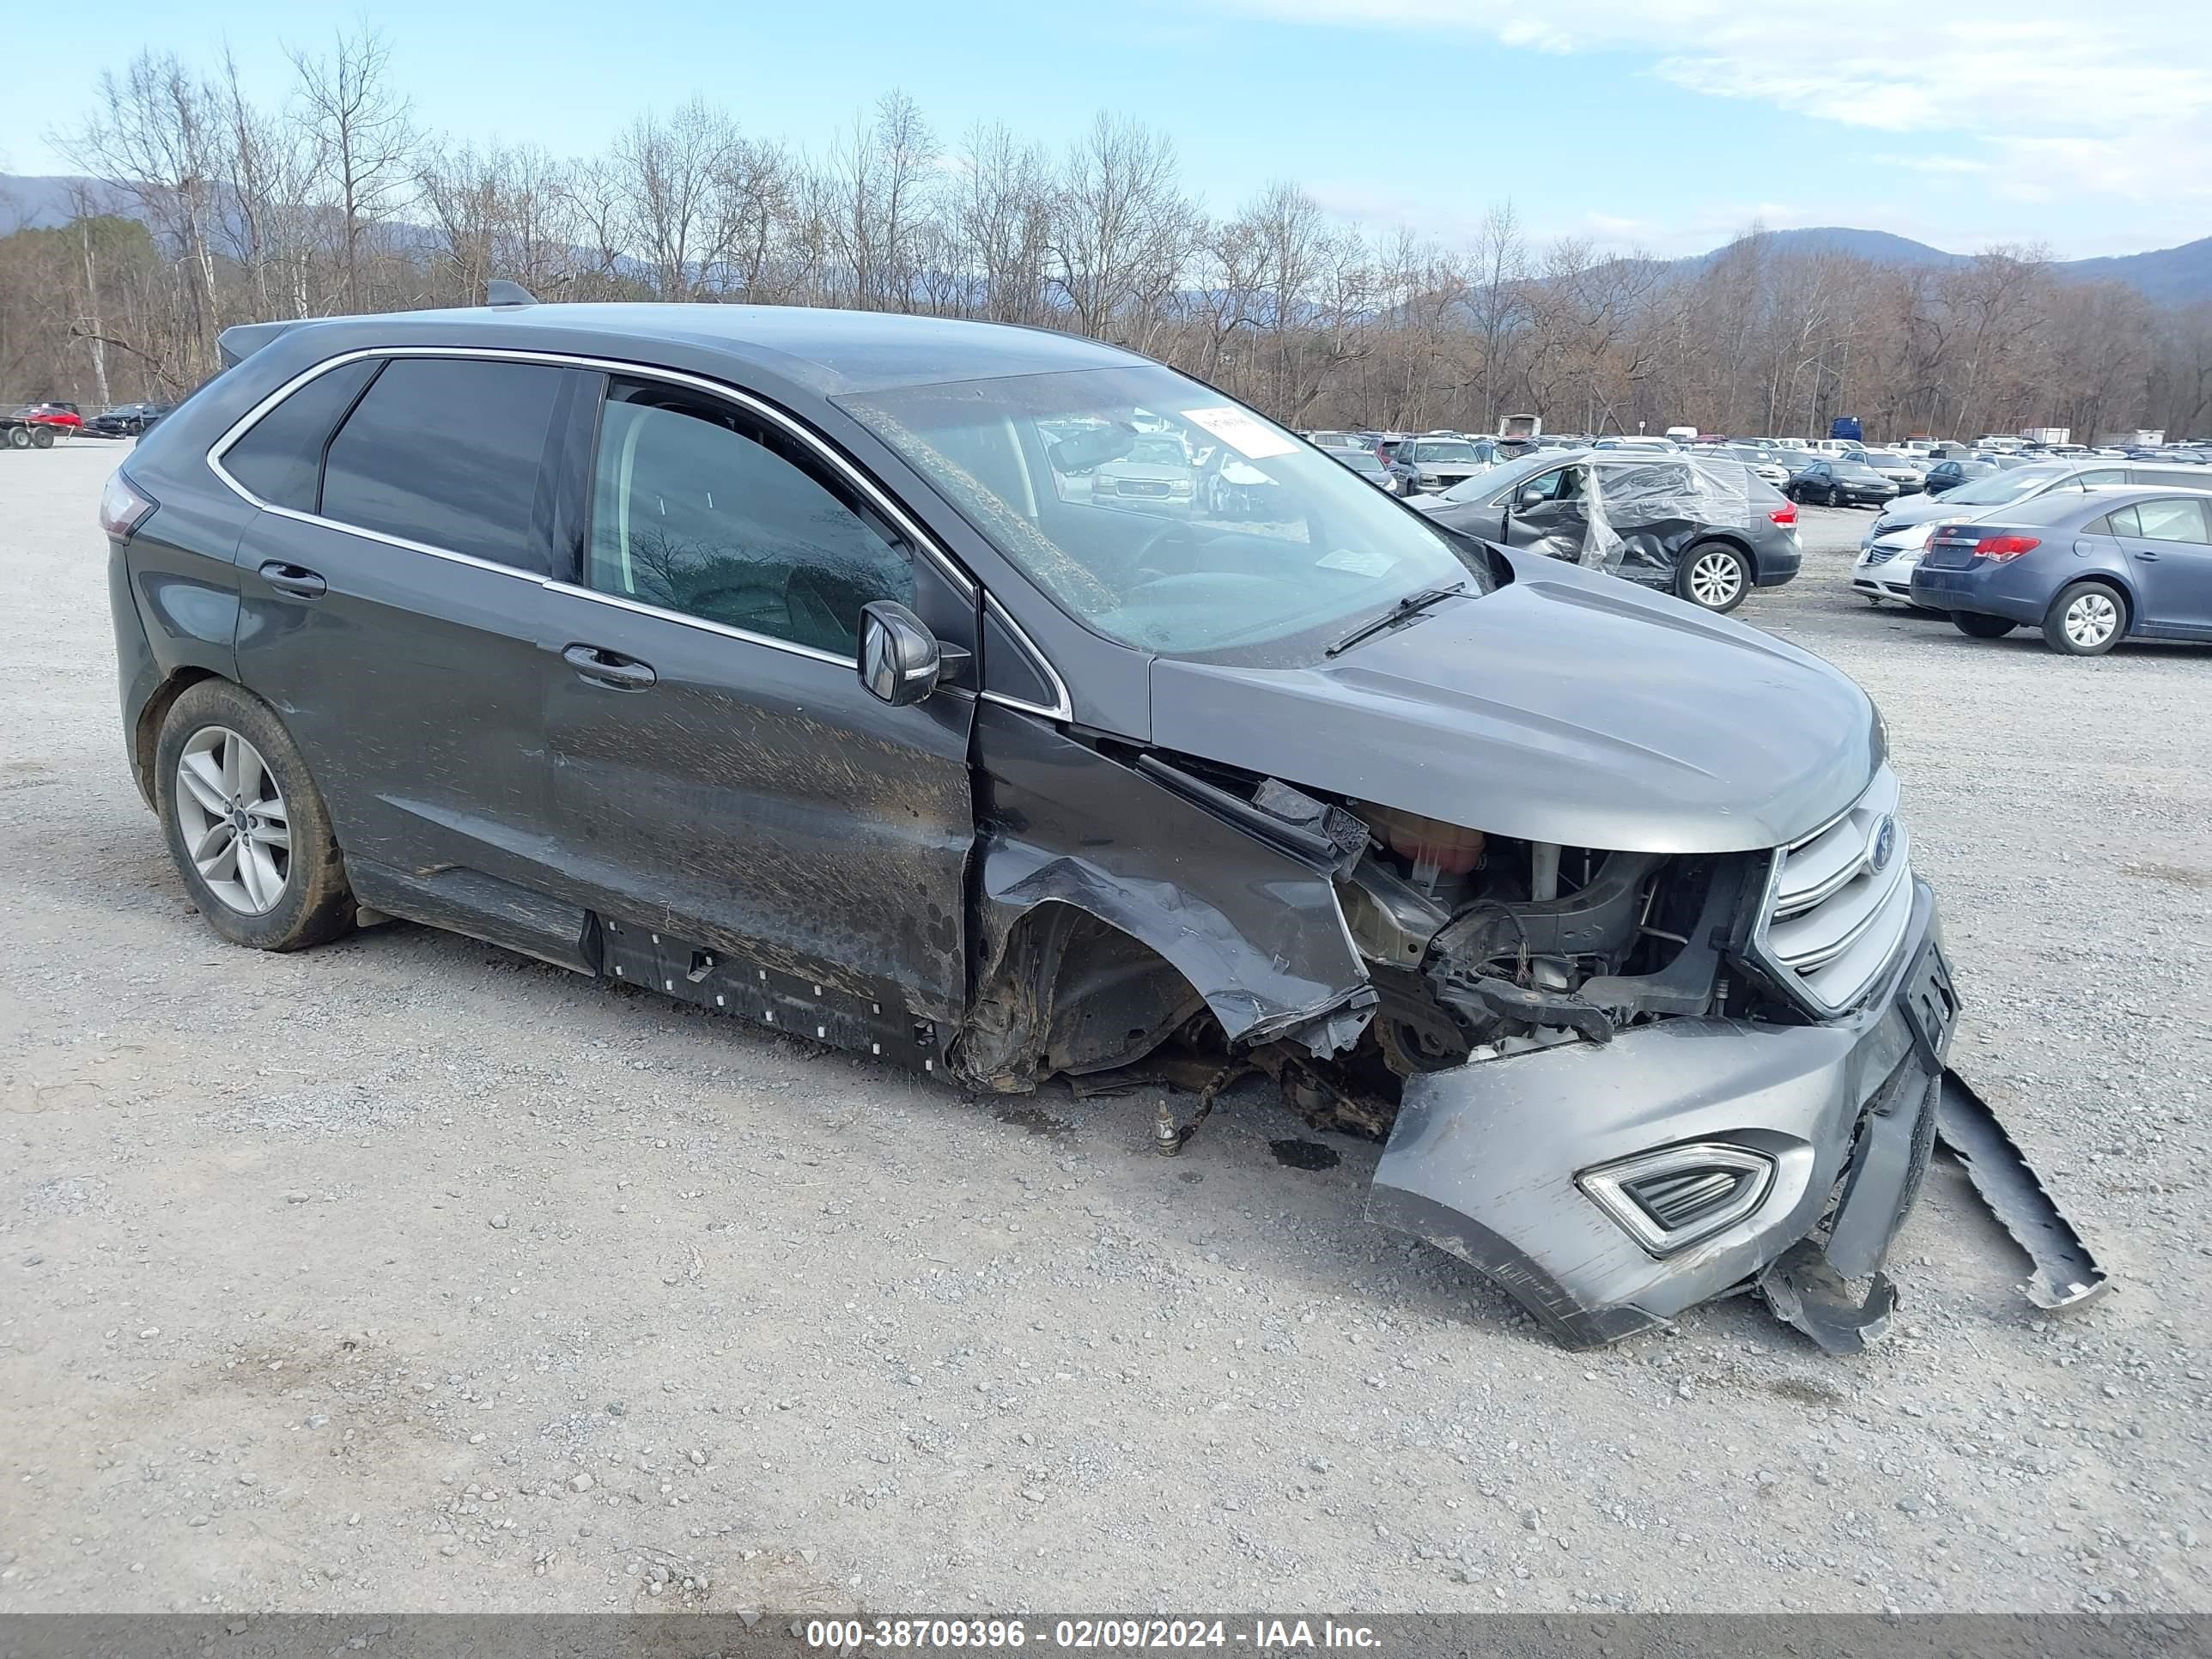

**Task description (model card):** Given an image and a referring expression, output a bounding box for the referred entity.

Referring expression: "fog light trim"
[1579,1143,1777,1257]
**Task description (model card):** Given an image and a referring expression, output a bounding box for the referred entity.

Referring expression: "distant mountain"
[1684,227,1969,271]
[9,172,2210,307]
[1663,224,2212,306]
[1,173,118,230]
[2061,237,2212,307]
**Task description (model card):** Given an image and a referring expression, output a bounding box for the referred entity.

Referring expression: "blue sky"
[4,0,2207,259]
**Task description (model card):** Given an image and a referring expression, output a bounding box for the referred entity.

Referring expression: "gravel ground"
[2,442,2209,1616]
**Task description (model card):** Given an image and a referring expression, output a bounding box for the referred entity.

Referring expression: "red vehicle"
[3,402,83,448]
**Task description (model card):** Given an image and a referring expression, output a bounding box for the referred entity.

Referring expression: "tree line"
[5,33,2209,442]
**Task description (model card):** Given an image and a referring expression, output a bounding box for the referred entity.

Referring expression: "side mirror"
[1515,486,1548,509]
[859,601,943,707]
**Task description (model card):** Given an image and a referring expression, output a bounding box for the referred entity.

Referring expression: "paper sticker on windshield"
[1185,405,1297,459]
[1317,546,1395,578]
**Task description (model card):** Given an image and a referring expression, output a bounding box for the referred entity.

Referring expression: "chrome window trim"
[201,344,1095,692]
[978,592,1073,722]
[541,580,858,672]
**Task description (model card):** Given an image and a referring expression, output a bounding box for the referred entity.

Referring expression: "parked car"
[1860,457,2212,544]
[1411,448,1800,613]
[1921,459,1996,496]
[1330,448,1394,489]
[1786,458,1898,507]
[2,401,82,448]
[1385,434,1491,493]
[85,402,174,439]
[104,297,1958,1351]
[1909,486,2212,655]
[1089,431,1197,514]
[1303,429,1364,453]
[1856,450,1926,495]
[1194,444,1285,520]
[1705,443,1792,489]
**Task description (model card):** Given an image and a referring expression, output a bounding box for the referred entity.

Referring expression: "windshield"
[1861,451,1907,466]
[839,365,1480,665]
[1942,463,2070,505]
[1339,452,1385,476]
[1411,440,1480,463]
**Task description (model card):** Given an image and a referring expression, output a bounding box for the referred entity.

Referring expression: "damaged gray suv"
[103,298,1961,1351]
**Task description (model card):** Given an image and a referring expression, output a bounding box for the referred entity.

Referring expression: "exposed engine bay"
[1115,762,1780,1135]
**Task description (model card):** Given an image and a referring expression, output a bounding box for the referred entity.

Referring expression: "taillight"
[1768,502,1797,527]
[1972,535,2040,562]
[98,470,158,542]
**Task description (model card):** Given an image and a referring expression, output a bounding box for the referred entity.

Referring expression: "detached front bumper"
[1369,879,1950,1349]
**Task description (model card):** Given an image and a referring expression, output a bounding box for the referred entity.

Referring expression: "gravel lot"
[3,441,2209,1617]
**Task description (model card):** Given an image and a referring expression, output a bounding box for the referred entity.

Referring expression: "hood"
[1147,551,1881,854]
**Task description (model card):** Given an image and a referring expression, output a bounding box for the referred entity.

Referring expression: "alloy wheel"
[1687,550,1745,608]
[2063,592,2118,649]
[173,726,291,915]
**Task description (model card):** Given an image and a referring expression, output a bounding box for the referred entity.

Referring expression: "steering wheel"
[1128,519,1215,583]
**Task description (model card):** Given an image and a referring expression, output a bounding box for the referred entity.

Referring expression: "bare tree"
[288,27,416,311]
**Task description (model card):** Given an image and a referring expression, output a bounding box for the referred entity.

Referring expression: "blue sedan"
[1909,486,2212,655]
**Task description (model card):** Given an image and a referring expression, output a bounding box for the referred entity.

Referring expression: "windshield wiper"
[1324,581,1467,659]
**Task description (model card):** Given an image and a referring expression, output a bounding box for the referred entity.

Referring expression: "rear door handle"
[562,643,656,690]
[258,561,327,599]
[2135,550,2160,562]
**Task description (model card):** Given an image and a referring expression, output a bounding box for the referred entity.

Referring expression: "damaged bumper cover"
[1370,878,1949,1349]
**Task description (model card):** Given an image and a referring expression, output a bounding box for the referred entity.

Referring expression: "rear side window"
[586,384,915,658]
[220,359,380,511]
[320,357,568,573]
[2135,467,2212,489]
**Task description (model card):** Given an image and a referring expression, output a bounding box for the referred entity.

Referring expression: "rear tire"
[1677,542,1751,613]
[155,679,355,951]
[1951,611,2017,639]
[2042,581,2126,656]
[30,426,55,448]
[3,426,28,449]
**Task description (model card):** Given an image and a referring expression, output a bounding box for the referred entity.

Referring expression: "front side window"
[840,365,1477,665]
[320,357,568,573]
[220,358,380,512]
[586,385,914,658]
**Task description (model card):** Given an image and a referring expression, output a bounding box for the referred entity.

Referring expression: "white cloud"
[1216,0,2212,203]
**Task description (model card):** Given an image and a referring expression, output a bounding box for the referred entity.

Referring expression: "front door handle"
[562,643,657,690]
[258,561,327,599]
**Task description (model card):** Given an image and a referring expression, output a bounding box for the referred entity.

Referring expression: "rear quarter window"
[218,358,380,511]
[319,357,570,574]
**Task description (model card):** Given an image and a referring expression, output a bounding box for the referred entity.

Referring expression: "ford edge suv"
[102,298,1958,1350]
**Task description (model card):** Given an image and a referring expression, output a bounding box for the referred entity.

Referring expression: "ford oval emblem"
[1869,815,1898,873]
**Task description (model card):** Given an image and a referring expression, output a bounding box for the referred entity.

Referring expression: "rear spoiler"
[217,320,303,368]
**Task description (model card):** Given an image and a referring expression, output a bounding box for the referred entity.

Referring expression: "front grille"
[1754,766,1914,1016]
[1864,545,1899,566]
[1115,480,1172,498]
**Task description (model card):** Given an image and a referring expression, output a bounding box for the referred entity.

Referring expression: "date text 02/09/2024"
[801,1618,1382,1650]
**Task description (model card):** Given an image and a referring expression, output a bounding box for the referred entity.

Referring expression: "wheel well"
[133,667,222,807]
[954,901,1206,1091]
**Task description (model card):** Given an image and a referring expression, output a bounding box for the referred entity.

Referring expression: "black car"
[1921,458,1996,496]
[1786,458,1899,507]
[85,402,175,439]
[101,295,1961,1350]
